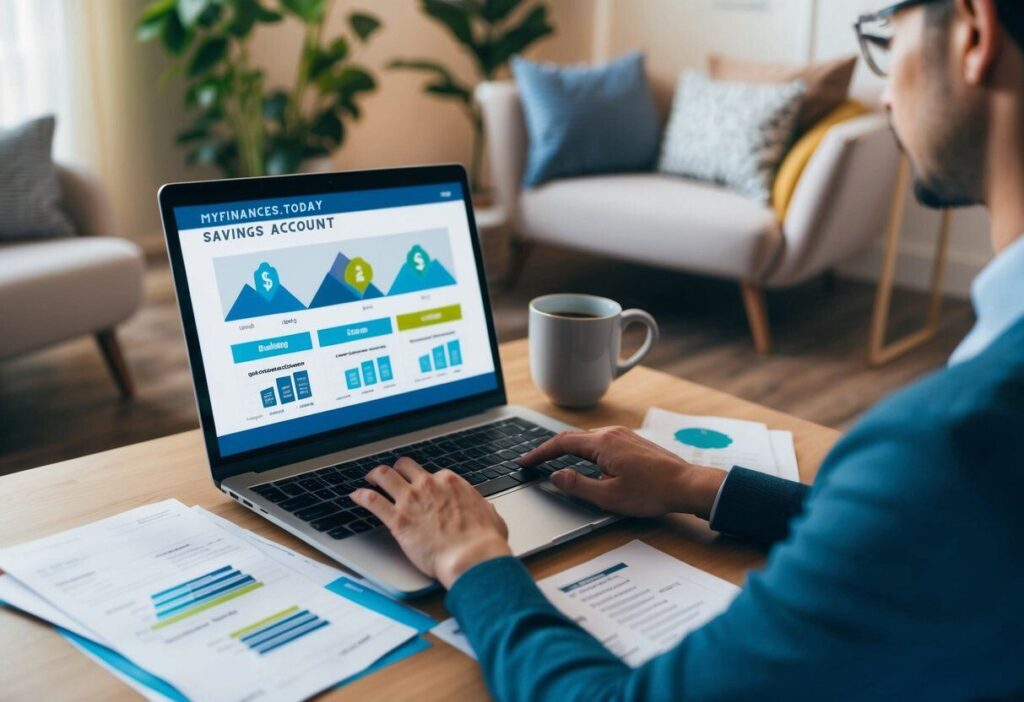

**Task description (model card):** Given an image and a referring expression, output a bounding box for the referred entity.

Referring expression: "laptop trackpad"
[492,483,608,556]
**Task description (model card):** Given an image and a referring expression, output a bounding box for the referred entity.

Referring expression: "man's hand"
[519,426,727,520]
[351,458,512,589]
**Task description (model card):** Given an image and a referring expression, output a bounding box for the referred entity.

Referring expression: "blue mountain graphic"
[225,283,306,321]
[309,252,384,308]
[309,274,361,307]
[387,260,456,296]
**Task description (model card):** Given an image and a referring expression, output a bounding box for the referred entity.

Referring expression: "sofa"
[0,164,144,396]
[476,80,901,353]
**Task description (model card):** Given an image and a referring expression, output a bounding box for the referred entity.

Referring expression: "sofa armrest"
[475,81,527,226]
[56,163,117,238]
[766,114,901,287]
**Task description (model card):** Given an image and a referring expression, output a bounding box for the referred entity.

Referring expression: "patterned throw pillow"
[658,71,806,204]
[0,115,74,240]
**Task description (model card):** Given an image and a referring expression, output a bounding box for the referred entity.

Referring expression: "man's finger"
[518,430,597,466]
[549,468,613,509]
[366,464,411,500]
[351,488,396,525]
[392,456,428,482]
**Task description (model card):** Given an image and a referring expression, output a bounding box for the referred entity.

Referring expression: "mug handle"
[615,309,659,378]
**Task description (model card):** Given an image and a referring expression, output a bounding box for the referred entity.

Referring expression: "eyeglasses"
[854,0,948,77]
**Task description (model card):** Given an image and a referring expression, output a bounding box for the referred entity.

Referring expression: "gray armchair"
[0,163,144,396]
[476,80,901,353]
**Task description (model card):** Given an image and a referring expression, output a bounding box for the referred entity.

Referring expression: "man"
[350,0,1024,698]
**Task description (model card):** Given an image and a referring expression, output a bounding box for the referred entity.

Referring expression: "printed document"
[433,540,739,667]
[640,407,800,481]
[0,500,416,702]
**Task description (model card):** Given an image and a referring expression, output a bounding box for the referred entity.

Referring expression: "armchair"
[476,80,901,353]
[0,163,144,396]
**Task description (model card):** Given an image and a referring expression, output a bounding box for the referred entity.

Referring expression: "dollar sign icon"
[407,245,431,276]
[344,257,373,294]
[254,262,279,302]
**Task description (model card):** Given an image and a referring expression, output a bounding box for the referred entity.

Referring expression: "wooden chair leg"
[740,283,773,354]
[95,329,135,399]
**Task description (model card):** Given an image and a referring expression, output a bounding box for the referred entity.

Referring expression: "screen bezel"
[158,164,507,483]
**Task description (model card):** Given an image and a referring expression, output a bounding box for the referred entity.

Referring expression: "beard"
[898,22,989,210]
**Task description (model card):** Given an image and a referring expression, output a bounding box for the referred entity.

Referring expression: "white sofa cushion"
[0,237,143,358]
[517,174,783,281]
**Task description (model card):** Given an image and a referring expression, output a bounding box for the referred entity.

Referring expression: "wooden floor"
[0,246,974,476]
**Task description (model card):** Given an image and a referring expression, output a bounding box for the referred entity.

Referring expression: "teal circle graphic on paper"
[674,428,733,450]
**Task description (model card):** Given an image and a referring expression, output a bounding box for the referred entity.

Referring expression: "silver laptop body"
[159,165,616,598]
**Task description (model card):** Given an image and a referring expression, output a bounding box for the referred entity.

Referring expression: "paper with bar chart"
[0,500,416,702]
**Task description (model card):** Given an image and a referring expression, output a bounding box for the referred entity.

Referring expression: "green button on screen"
[395,304,463,331]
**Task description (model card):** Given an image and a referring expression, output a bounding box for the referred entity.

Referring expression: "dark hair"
[928,0,1024,51]
[997,0,1024,50]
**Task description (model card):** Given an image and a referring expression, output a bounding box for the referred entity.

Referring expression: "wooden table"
[0,339,840,701]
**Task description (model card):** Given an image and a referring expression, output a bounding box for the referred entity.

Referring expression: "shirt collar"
[949,234,1024,365]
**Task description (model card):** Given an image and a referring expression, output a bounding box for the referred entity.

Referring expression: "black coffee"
[551,311,600,319]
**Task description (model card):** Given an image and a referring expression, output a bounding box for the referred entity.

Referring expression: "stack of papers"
[0,500,435,702]
[638,407,800,482]
[433,540,739,665]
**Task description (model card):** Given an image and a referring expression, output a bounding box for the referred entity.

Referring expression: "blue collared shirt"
[949,234,1024,365]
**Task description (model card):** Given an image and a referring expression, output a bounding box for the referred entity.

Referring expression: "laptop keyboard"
[248,417,602,540]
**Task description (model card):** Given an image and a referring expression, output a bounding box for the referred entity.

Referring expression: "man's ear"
[956,0,1003,85]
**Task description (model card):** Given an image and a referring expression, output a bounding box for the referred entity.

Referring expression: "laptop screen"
[171,180,499,458]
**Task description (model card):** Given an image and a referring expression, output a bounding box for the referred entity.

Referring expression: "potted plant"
[136,0,382,177]
[390,0,554,194]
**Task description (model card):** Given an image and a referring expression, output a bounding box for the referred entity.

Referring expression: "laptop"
[158,164,617,598]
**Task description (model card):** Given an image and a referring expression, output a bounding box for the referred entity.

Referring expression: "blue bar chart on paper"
[230,605,331,656]
[150,566,263,630]
[417,339,462,374]
[345,354,395,390]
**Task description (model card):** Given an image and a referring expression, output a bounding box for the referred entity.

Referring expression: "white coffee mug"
[529,294,659,408]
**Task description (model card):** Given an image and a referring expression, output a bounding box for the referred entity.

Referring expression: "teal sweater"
[445,317,1024,701]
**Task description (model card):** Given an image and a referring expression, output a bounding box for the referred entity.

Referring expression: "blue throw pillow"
[512,52,661,188]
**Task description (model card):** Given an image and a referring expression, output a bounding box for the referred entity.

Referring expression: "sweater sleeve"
[709,467,810,545]
[444,413,989,702]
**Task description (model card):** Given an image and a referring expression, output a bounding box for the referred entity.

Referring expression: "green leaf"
[188,37,228,77]
[185,140,220,166]
[425,81,471,103]
[162,10,192,56]
[389,59,471,104]
[481,0,520,23]
[135,0,173,43]
[138,0,175,25]
[348,12,382,41]
[388,58,456,81]
[177,0,213,29]
[264,140,304,175]
[194,79,221,109]
[421,0,475,48]
[229,0,261,37]
[310,38,348,82]
[280,0,325,23]
[255,6,284,22]
[262,91,289,121]
[483,4,553,75]
[333,66,376,97]
[311,110,343,144]
[175,126,209,144]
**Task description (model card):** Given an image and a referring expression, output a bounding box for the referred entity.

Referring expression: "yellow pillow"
[773,100,869,221]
